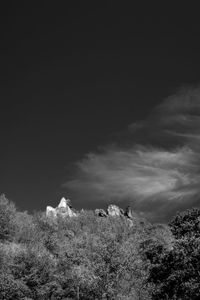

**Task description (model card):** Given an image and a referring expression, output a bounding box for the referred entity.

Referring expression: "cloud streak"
[63,87,200,222]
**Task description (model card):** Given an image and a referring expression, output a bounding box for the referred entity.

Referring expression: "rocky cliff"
[46,197,134,226]
[46,197,77,218]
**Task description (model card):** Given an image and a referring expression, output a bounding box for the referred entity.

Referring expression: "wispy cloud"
[63,87,200,222]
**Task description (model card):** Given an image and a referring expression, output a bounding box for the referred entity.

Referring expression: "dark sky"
[1,3,200,218]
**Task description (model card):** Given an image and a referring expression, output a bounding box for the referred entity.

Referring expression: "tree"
[169,207,200,239]
[0,272,31,300]
[147,208,200,300]
[12,211,36,244]
[11,246,57,299]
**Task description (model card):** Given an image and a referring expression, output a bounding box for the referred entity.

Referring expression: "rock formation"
[58,197,71,209]
[95,204,134,222]
[46,206,57,218]
[46,198,134,228]
[107,204,121,216]
[46,197,77,218]
[95,208,107,217]
[124,206,134,227]
[124,206,133,219]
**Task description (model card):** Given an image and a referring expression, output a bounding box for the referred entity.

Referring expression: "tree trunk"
[77,285,80,300]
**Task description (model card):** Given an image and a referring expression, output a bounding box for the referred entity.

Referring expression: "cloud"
[63,87,200,222]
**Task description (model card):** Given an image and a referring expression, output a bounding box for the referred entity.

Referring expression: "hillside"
[0,194,199,299]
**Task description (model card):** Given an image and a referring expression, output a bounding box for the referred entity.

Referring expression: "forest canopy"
[0,194,199,300]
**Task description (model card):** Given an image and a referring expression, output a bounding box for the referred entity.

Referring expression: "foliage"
[13,211,36,244]
[11,246,57,299]
[169,207,200,239]
[0,194,16,241]
[147,208,200,300]
[4,194,200,299]
[0,272,31,300]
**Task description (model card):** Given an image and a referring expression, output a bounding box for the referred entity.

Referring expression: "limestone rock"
[57,204,77,217]
[58,197,71,209]
[46,206,57,218]
[107,205,121,216]
[46,197,77,218]
[95,208,107,217]
[124,206,133,219]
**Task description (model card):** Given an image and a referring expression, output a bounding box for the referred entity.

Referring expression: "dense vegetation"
[0,194,200,299]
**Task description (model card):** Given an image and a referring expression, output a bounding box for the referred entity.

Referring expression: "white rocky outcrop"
[94,204,134,228]
[46,197,77,218]
[46,206,57,218]
[57,197,71,209]
[46,198,134,229]
[107,205,121,216]
[95,208,107,217]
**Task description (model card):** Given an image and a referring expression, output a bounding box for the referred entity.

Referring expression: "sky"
[1,3,200,222]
